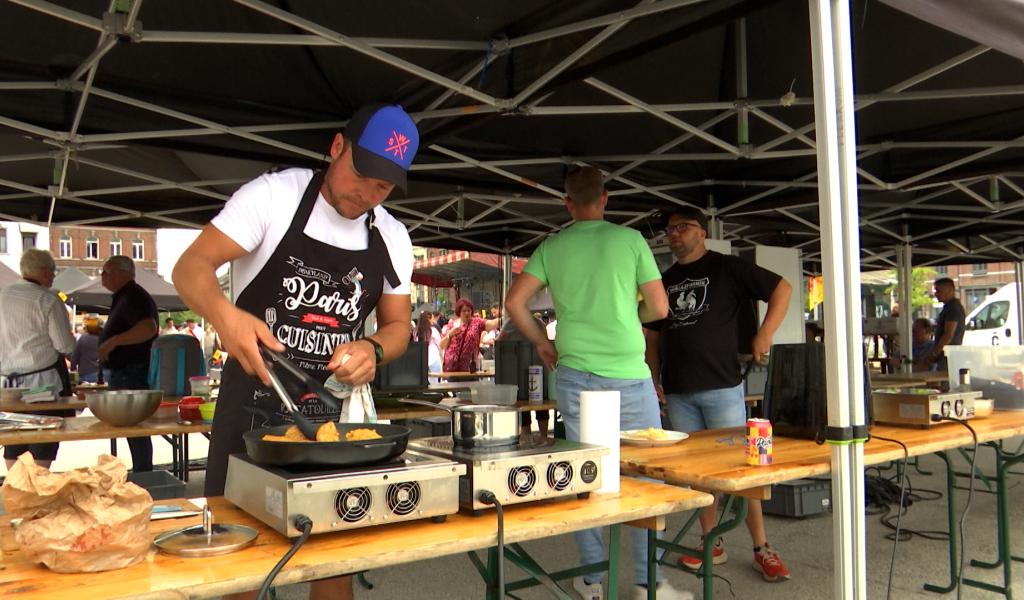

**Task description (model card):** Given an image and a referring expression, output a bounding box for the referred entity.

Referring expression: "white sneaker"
[572,576,604,600]
[631,580,695,600]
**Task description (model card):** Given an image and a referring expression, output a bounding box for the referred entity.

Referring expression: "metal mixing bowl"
[86,390,163,426]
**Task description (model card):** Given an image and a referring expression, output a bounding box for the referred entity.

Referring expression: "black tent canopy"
[67,267,188,312]
[0,0,1022,272]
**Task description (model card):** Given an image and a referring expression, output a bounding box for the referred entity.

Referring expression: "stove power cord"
[930,414,979,600]
[478,491,505,598]
[257,514,314,600]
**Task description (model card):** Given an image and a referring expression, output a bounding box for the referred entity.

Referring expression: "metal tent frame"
[0,0,1021,272]
[2,3,1024,596]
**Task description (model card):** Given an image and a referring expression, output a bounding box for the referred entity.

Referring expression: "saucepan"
[400,399,520,448]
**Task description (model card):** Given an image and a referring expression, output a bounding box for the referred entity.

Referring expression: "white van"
[962,283,1019,346]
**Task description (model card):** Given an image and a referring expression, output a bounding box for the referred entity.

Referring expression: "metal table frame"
[469,525,623,599]
[924,441,1024,598]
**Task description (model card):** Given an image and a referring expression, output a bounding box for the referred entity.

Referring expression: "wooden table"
[620,411,1024,598]
[430,371,496,381]
[0,417,210,481]
[0,398,87,413]
[0,479,712,599]
[872,370,949,385]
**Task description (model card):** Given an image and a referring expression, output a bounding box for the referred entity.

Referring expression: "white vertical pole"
[808,1,867,599]
[501,253,513,327]
[1015,261,1024,343]
[897,240,913,370]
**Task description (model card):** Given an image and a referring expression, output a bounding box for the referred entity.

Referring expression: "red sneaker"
[678,537,728,570]
[753,543,790,581]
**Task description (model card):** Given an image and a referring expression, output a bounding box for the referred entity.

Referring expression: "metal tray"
[0,412,65,431]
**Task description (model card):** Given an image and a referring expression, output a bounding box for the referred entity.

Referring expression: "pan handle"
[398,398,453,414]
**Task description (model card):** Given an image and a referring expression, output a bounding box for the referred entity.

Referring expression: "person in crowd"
[436,311,449,331]
[160,317,178,335]
[889,317,936,372]
[71,318,101,383]
[910,318,937,370]
[415,311,442,375]
[203,323,223,366]
[644,207,793,583]
[173,103,420,600]
[505,166,688,600]
[0,249,76,469]
[440,298,500,372]
[185,318,203,341]
[924,277,965,371]
[489,304,501,319]
[98,255,159,473]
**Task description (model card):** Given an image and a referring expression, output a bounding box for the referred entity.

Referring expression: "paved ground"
[3,428,1024,599]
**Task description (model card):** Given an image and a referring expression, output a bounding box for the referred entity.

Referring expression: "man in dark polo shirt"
[98,255,159,472]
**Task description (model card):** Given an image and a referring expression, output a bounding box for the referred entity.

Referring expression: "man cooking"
[173,103,418,600]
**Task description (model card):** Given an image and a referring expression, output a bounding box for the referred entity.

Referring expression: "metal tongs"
[259,346,341,440]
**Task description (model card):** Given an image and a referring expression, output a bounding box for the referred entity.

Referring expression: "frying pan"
[243,422,411,467]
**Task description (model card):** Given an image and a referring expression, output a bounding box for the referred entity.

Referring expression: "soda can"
[527,365,544,403]
[746,418,773,466]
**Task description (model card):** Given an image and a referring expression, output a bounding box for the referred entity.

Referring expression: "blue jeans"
[665,383,746,433]
[556,365,663,585]
[105,363,154,472]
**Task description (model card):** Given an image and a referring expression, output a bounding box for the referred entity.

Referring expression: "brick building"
[48,226,158,277]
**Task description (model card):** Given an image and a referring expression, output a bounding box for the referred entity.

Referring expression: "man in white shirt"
[0,249,76,468]
[174,103,419,600]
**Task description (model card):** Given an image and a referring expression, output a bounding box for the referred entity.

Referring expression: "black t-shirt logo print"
[668,277,710,326]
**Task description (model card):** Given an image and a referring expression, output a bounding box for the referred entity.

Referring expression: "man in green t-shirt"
[506,166,692,600]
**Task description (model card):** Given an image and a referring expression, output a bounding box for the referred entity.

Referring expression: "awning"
[412,251,526,288]
[68,268,189,312]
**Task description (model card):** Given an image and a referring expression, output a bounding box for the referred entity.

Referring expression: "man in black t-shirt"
[923,277,965,371]
[645,207,793,583]
[98,256,159,472]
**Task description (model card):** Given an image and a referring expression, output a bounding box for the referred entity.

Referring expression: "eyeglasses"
[664,222,702,235]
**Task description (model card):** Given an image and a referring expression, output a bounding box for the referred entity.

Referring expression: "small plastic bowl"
[190,383,212,397]
[470,384,518,406]
[198,402,217,423]
[152,400,180,421]
[179,396,204,422]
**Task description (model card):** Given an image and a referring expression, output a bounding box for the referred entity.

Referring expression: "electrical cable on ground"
[870,434,909,600]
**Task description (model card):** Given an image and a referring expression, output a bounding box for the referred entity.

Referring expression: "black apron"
[205,171,399,496]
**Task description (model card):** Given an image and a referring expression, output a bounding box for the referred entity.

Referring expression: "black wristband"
[363,337,384,364]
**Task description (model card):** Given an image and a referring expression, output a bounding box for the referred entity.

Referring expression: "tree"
[886,267,936,316]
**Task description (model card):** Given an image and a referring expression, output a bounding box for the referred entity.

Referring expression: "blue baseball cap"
[345,103,419,191]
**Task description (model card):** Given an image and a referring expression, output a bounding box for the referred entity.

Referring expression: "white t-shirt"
[212,168,413,299]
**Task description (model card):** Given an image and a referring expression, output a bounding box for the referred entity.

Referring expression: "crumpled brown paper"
[1,452,153,572]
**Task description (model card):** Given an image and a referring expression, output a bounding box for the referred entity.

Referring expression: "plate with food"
[620,427,689,447]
